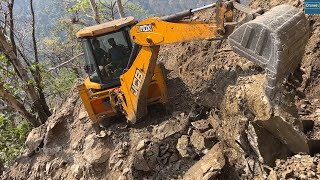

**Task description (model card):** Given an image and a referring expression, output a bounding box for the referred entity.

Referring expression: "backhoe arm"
[118,0,310,123]
[131,1,234,46]
[118,1,235,123]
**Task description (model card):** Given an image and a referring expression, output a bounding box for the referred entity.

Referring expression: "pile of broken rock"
[269,154,320,180]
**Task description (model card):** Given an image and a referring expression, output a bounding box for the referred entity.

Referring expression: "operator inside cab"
[107,38,129,69]
[92,38,109,66]
[90,38,113,83]
[77,17,135,89]
[81,30,133,89]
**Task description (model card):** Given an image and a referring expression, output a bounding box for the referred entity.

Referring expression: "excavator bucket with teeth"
[228,5,310,101]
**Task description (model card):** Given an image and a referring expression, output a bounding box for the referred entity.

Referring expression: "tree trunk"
[30,0,52,117]
[0,82,40,127]
[116,0,125,18]
[8,0,16,55]
[89,0,101,24]
[0,31,49,123]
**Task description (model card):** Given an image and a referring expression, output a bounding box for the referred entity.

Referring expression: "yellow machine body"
[76,0,309,127]
[78,62,168,124]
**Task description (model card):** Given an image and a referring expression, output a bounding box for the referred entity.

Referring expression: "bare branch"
[89,0,101,24]
[0,30,49,123]
[0,105,14,112]
[48,53,84,72]
[0,82,40,127]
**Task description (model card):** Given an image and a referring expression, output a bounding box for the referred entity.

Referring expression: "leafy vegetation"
[0,115,31,166]
[0,0,149,167]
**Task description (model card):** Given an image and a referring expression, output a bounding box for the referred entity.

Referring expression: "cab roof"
[76,16,135,38]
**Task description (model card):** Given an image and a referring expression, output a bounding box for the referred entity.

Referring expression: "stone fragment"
[191,119,210,132]
[176,135,189,158]
[192,16,199,20]
[184,142,225,180]
[72,139,82,150]
[136,139,146,151]
[268,170,277,180]
[295,154,302,159]
[113,159,123,169]
[208,116,220,129]
[307,171,316,178]
[71,164,83,179]
[190,130,205,152]
[299,173,307,180]
[133,152,150,172]
[202,129,216,139]
[122,167,130,174]
[78,109,88,120]
[256,116,309,153]
[152,117,189,140]
[45,162,51,175]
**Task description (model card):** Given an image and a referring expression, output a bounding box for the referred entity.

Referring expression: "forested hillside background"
[13,0,217,38]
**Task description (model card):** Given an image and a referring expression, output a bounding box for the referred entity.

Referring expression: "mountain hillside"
[1,0,320,179]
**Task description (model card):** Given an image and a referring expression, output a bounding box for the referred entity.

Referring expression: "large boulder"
[25,125,46,153]
[83,134,112,164]
[184,142,225,180]
[152,113,189,140]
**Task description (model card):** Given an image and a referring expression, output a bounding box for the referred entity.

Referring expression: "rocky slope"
[1,0,320,179]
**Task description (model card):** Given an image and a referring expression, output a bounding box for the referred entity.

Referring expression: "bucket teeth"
[228,5,310,101]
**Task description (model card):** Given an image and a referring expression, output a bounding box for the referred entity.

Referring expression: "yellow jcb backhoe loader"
[76,0,310,134]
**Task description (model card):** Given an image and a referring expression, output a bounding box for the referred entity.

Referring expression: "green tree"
[0,115,31,166]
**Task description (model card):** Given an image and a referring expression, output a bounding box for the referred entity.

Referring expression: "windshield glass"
[82,30,132,85]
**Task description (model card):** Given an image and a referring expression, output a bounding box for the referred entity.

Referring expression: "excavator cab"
[82,31,132,88]
[77,17,168,129]
[78,17,135,90]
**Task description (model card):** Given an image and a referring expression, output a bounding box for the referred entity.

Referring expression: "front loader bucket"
[228,5,310,101]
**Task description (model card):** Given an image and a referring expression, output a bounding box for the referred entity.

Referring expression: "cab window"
[81,29,132,86]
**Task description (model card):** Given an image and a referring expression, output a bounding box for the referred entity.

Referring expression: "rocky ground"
[1,0,320,179]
